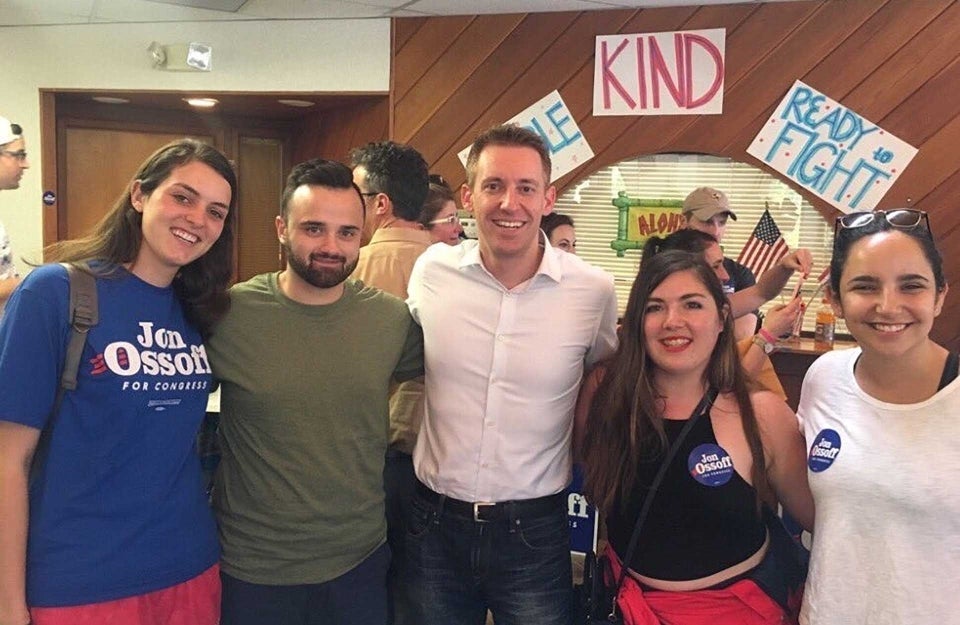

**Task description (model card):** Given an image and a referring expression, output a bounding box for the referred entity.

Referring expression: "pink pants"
[31,563,220,625]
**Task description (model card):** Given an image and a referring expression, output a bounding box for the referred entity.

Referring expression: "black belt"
[415,480,563,522]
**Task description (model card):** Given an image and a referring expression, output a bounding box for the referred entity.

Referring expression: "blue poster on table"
[566,464,598,555]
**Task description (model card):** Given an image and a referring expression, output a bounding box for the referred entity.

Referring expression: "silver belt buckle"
[473,502,496,522]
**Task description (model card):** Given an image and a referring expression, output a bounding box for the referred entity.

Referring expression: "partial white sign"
[458,90,593,183]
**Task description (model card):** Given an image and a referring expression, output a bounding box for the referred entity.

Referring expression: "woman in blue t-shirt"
[0,139,237,625]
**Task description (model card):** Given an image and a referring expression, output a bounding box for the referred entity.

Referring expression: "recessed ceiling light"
[184,97,219,108]
[277,99,315,108]
[92,96,130,104]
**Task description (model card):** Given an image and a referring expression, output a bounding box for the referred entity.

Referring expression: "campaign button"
[808,429,841,472]
[688,443,734,487]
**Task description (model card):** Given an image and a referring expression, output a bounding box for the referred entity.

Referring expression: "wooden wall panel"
[291,97,390,165]
[394,15,478,103]
[392,0,960,350]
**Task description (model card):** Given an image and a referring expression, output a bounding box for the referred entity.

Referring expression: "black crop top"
[606,406,766,580]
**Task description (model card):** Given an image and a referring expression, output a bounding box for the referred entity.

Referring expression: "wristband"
[758,328,778,344]
[751,333,775,355]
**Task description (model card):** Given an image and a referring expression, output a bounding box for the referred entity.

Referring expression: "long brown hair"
[581,250,769,514]
[44,139,238,338]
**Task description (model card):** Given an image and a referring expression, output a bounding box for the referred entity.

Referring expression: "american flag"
[736,209,789,277]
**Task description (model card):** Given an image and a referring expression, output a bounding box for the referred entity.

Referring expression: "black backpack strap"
[29,263,98,483]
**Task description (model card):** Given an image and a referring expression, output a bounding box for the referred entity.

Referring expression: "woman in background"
[418,180,462,245]
[577,250,813,625]
[0,139,237,625]
[541,212,577,254]
[798,209,956,625]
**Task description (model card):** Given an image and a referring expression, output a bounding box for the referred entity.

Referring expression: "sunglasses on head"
[833,209,930,242]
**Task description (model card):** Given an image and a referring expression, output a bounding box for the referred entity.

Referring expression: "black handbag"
[577,548,620,624]
[575,389,718,624]
[751,505,810,616]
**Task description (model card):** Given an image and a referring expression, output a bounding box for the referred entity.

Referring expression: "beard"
[283,241,358,289]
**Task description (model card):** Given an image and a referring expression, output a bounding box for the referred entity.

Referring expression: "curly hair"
[350,141,429,222]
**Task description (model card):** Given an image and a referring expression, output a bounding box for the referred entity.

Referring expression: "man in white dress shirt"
[405,124,618,625]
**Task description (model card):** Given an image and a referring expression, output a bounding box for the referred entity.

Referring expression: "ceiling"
[1,0,792,25]
[18,0,794,120]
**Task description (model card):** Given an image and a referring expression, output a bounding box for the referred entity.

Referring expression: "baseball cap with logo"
[0,117,23,146]
[683,187,737,221]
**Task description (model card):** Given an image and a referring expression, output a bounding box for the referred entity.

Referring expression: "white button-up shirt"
[407,238,618,502]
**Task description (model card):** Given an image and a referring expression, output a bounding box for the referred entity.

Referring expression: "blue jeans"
[405,485,573,625]
[220,543,390,625]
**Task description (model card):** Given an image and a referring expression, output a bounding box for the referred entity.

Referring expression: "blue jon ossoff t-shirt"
[0,264,218,607]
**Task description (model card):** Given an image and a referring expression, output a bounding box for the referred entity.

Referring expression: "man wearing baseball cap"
[683,186,758,340]
[0,116,29,309]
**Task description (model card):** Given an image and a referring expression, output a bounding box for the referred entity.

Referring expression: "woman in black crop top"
[575,250,814,625]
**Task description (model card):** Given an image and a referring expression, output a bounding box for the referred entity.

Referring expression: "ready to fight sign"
[747,80,917,213]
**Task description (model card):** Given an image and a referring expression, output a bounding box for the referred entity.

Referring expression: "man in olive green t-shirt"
[206,159,423,625]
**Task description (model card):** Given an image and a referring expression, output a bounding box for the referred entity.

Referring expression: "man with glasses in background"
[0,116,28,309]
[350,140,430,625]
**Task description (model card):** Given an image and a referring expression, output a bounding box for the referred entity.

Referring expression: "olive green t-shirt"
[206,273,423,584]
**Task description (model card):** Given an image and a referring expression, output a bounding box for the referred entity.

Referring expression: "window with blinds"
[553,153,846,335]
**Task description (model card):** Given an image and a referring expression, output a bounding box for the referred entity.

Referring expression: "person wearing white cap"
[0,116,29,308]
[683,187,758,340]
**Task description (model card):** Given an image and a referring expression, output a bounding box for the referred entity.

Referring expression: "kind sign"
[747,80,917,213]
[594,28,725,116]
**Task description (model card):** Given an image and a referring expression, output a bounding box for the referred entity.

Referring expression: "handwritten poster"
[594,28,725,116]
[747,80,917,213]
[458,90,593,183]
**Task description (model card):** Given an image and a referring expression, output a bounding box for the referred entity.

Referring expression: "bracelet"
[757,327,778,344]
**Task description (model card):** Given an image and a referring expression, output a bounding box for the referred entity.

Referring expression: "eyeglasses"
[833,209,930,243]
[428,214,459,226]
[0,150,27,162]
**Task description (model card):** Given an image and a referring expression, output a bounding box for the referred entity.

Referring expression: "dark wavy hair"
[44,139,238,338]
[540,212,574,240]
[640,228,717,264]
[465,124,551,187]
[350,141,429,222]
[831,214,946,294]
[581,250,769,515]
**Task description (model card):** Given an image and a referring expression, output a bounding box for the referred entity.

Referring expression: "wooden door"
[61,127,215,240]
[236,136,285,281]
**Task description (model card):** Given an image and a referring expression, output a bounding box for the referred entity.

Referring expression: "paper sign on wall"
[458,90,593,183]
[593,28,725,116]
[747,80,917,213]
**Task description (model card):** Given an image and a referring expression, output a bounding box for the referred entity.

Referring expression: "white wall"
[0,18,391,273]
